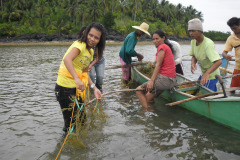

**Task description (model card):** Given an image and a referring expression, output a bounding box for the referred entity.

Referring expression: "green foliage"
[204,31,231,41]
[101,12,115,29]
[0,0,227,40]
[0,23,17,36]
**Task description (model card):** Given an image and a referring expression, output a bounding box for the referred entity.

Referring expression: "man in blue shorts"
[188,18,222,91]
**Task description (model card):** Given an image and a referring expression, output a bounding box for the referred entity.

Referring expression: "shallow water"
[0,43,239,160]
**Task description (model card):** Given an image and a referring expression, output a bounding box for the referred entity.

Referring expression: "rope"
[55,97,77,160]
[55,88,143,159]
[55,86,101,159]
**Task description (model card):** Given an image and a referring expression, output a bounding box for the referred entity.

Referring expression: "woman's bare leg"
[136,86,149,108]
[146,92,155,104]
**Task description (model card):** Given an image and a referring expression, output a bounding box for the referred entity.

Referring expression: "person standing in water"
[119,22,151,83]
[54,22,106,133]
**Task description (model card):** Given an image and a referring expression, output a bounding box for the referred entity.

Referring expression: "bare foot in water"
[140,106,154,113]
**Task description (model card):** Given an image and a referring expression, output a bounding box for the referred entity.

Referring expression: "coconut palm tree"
[87,0,103,21]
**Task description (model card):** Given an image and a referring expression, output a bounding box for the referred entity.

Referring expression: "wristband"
[90,83,95,89]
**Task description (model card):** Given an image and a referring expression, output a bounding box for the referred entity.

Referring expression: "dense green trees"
[0,0,229,40]
[204,31,230,41]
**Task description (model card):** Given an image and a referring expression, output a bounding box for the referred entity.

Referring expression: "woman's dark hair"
[153,29,173,53]
[79,22,107,60]
[227,17,240,27]
[78,26,86,39]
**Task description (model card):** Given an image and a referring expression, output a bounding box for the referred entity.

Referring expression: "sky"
[168,0,240,33]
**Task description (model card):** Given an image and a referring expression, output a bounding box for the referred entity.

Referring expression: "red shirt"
[156,44,176,77]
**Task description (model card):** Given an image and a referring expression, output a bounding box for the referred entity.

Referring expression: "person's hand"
[87,66,92,72]
[75,78,85,92]
[191,63,197,73]
[146,80,154,92]
[200,73,209,85]
[225,54,233,61]
[93,87,102,99]
[151,61,156,68]
[82,66,89,72]
[137,54,144,61]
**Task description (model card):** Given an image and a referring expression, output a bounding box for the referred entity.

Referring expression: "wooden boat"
[131,65,240,131]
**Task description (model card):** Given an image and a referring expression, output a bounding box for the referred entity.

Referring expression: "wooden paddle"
[219,67,232,74]
[166,87,240,106]
[105,61,150,70]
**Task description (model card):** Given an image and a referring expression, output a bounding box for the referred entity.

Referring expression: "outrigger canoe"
[131,65,240,131]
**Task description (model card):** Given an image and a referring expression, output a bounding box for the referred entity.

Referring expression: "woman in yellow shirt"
[55,22,106,133]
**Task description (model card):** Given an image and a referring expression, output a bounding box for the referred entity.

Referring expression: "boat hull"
[131,66,240,131]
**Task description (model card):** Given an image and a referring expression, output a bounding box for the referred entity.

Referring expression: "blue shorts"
[198,76,218,92]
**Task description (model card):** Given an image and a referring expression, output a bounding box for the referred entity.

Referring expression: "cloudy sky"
[168,0,240,32]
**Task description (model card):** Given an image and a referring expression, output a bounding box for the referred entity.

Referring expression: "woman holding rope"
[54,22,106,134]
[136,29,177,108]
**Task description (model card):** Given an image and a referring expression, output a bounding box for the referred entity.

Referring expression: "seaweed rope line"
[55,88,144,160]
[68,99,85,138]
[55,92,77,160]
[55,86,100,160]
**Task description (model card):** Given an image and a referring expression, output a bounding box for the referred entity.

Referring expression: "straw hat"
[132,22,151,37]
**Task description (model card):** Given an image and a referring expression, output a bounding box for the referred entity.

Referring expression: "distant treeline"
[0,0,230,41]
[204,31,231,41]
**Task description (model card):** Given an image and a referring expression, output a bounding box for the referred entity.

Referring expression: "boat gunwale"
[132,66,240,102]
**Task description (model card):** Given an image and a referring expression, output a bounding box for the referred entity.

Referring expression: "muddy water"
[0,43,239,160]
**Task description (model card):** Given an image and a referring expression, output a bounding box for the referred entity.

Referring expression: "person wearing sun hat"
[119,22,151,83]
[188,18,222,91]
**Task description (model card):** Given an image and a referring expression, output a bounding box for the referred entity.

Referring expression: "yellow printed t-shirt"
[57,41,93,88]
[189,36,221,80]
[224,33,240,70]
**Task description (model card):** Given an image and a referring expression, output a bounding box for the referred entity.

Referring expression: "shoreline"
[0,40,226,46]
[0,31,191,46]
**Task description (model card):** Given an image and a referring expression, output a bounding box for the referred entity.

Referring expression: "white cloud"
[168,0,239,32]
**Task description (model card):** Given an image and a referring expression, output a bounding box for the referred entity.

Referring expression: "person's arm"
[174,43,182,65]
[137,53,144,61]
[125,35,138,57]
[146,49,165,92]
[88,47,99,72]
[200,59,222,84]
[222,50,233,61]
[222,36,233,61]
[88,75,102,99]
[191,56,197,74]
[63,47,85,91]
[152,60,156,68]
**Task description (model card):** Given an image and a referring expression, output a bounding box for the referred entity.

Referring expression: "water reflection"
[0,43,239,160]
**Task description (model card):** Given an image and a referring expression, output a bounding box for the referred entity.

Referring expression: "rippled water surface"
[0,43,239,160]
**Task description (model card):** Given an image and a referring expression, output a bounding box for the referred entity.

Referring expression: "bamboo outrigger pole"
[105,61,150,70]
